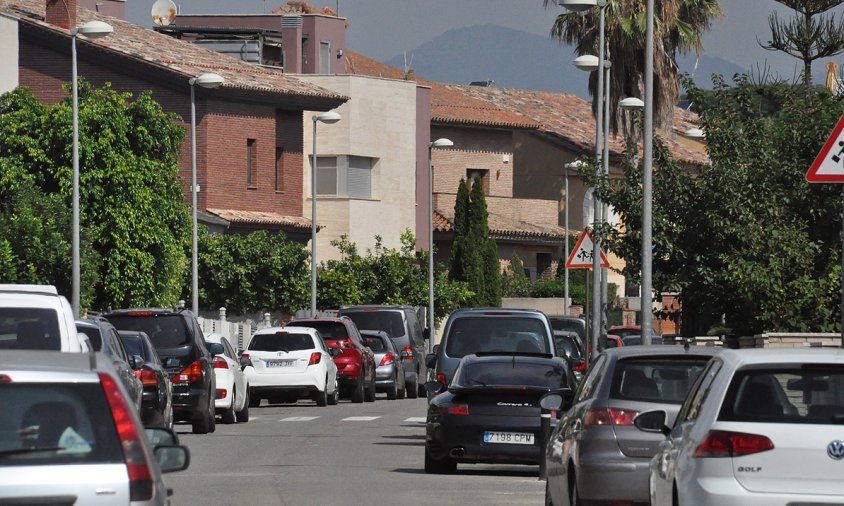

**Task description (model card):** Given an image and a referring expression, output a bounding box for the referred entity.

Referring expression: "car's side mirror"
[425,353,437,369]
[208,342,224,356]
[329,348,343,357]
[129,355,145,370]
[539,388,574,414]
[633,410,671,436]
[423,380,444,396]
[145,426,179,447]
[154,445,190,473]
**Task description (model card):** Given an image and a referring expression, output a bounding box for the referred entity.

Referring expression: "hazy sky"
[126,0,844,83]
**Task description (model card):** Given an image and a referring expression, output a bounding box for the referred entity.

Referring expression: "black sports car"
[424,352,576,474]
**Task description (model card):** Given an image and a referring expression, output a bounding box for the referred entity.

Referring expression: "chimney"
[46,0,76,29]
[281,15,303,74]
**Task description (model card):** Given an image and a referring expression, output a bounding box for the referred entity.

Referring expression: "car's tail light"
[213,356,229,369]
[216,388,227,399]
[139,369,158,387]
[99,373,153,502]
[173,360,203,383]
[693,430,774,458]
[379,353,395,366]
[436,373,447,388]
[0,374,11,383]
[573,361,587,372]
[436,404,469,415]
[308,352,321,365]
[583,408,638,426]
[403,345,413,360]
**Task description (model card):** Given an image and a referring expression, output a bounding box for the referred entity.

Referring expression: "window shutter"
[347,156,371,199]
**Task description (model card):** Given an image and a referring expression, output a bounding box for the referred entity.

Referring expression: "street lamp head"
[430,138,454,149]
[191,72,224,89]
[684,127,705,139]
[557,0,598,12]
[565,160,586,170]
[314,110,342,124]
[619,97,645,110]
[76,20,113,39]
[573,55,600,72]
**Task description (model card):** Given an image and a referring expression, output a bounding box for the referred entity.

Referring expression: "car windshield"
[342,311,405,338]
[106,314,190,348]
[0,308,61,351]
[453,360,566,389]
[550,319,585,340]
[249,332,314,352]
[610,358,709,404]
[446,317,551,358]
[719,366,844,424]
[0,383,122,466]
[554,334,582,360]
[287,321,347,340]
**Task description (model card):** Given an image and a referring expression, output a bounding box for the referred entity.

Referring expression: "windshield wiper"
[0,447,66,458]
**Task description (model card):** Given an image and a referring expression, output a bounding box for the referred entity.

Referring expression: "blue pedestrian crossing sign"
[566,229,609,269]
[807,113,844,183]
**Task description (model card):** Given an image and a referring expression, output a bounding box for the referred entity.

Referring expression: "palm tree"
[543,0,721,134]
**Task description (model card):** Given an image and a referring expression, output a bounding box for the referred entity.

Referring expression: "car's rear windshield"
[0,308,62,351]
[341,311,405,338]
[610,357,709,404]
[445,316,551,358]
[248,332,314,352]
[363,335,390,353]
[453,360,566,389]
[119,333,157,362]
[0,383,123,466]
[286,321,348,340]
[555,335,582,360]
[719,366,844,424]
[106,314,190,348]
[550,319,585,340]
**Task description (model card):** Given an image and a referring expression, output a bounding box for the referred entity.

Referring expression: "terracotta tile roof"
[206,209,317,230]
[448,84,708,166]
[2,0,347,107]
[345,51,539,130]
[433,210,565,242]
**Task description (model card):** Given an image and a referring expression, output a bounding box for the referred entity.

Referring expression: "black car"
[424,351,576,474]
[103,307,216,434]
[119,330,174,429]
[553,330,587,381]
[76,317,143,412]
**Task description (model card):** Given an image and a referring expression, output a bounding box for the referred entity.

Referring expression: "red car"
[287,317,376,403]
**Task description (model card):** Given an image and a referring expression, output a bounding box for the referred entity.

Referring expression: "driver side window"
[575,355,607,403]
[676,358,722,425]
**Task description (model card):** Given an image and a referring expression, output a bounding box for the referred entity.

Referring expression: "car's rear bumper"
[247,368,325,391]
[577,455,651,502]
[681,475,844,506]
[426,414,541,465]
[170,382,209,420]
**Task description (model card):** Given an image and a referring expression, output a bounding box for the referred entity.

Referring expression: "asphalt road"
[165,392,545,506]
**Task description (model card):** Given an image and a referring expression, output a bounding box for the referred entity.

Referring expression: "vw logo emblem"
[827,440,844,460]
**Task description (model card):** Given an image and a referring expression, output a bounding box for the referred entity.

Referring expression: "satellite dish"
[151,0,177,26]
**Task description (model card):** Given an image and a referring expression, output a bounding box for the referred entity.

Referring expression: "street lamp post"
[427,138,454,352]
[188,72,224,315]
[71,20,112,319]
[563,160,584,316]
[600,61,611,340]
[642,0,655,345]
[310,111,342,317]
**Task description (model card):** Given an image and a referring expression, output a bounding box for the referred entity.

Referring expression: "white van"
[0,284,90,352]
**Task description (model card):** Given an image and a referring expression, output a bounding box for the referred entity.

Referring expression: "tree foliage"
[0,84,189,310]
[502,254,531,297]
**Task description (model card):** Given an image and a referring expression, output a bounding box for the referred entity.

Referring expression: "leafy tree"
[0,84,189,310]
[760,0,844,87]
[502,254,531,297]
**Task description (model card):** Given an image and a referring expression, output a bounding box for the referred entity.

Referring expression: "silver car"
[361,330,407,400]
[544,345,719,505]
[0,350,189,505]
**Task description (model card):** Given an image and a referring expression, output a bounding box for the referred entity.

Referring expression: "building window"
[246,139,256,187]
[319,41,330,74]
[316,156,338,195]
[466,169,489,194]
[275,147,283,192]
[315,155,374,198]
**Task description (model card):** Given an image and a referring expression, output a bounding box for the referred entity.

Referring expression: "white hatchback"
[206,333,250,424]
[0,284,90,352]
[243,327,339,407]
[635,348,844,506]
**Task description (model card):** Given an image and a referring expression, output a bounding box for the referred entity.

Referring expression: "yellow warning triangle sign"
[566,229,610,269]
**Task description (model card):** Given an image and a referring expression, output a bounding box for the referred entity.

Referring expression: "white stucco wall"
[300,75,418,261]
[0,15,19,94]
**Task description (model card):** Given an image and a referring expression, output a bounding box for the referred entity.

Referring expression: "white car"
[243,326,340,407]
[206,333,250,424]
[0,284,90,352]
[635,348,844,506]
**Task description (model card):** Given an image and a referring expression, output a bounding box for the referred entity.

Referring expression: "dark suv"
[338,305,428,398]
[103,307,216,434]
[286,317,376,403]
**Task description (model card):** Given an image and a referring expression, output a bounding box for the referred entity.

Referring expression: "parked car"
[286,317,376,403]
[608,324,659,342]
[337,305,427,398]
[604,333,623,349]
[118,330,174,429]
[76,318,143,412]
[635,348,844,506]
[0,350,190,505]
[0,284,89,352]
[426,308,557,393]
[621,334,642,346]
[424,351,576,474]
[361,329,406,400]
[243,326,340,407]
[544,345,719,506]
[103,307,217,435]
[548,315,587,344]
[205,333,250,423]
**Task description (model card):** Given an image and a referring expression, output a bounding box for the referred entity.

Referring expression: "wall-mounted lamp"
[337,48,344,58]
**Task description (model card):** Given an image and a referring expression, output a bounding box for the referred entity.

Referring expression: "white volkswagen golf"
[243,326,340,407]
[634,348,844,506]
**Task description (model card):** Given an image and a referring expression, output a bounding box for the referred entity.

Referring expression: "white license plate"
[266,360,296,368]
[483,431,534,445]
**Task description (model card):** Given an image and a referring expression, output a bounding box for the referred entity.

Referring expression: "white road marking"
[341,416,381,421]
[280,416,320,422]
[404,417,427,423]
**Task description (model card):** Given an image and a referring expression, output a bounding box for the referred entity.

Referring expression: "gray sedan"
[361,330,406,400]
[544,345,719,505]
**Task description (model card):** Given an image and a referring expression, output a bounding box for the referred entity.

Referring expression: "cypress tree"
[448,178,470,282]
[467,175,500,306]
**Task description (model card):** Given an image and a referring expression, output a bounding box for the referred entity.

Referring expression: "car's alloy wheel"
[424,447,456,474]
[386,373,398,400]
[235,388,250,422]
[221,387,237,424]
